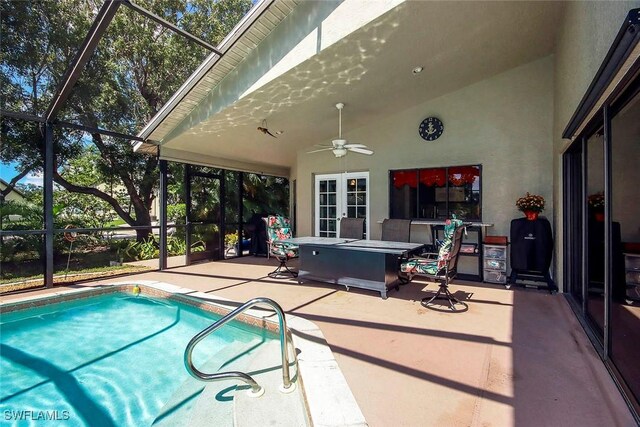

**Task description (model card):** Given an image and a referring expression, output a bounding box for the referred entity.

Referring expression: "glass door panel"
[316,175,339,237]
[610,90,640,405]
[563,146,584,303]
[586,130,606,339]
[344,174,368,238]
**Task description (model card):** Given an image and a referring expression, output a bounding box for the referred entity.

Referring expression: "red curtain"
[448,166,479,186]
[393,166,479,188]
[392,170,418,188]
[419,169,446,187]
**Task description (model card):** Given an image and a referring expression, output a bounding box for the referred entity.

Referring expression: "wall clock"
[419,117,444,141]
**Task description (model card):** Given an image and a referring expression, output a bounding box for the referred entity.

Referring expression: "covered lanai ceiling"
[146,0,565,174]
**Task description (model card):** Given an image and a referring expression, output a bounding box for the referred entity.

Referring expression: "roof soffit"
[157,1,565,170]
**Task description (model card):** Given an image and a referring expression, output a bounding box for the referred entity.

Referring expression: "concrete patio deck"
[2,256,635,426]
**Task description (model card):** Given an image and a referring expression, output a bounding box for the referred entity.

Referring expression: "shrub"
[120,235,205,261]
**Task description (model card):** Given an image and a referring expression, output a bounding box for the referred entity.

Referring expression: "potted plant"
[588,192,605,221]
[516,192,545,221]
[225,231,239,256]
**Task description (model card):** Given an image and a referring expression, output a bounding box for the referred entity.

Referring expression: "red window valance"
[419,169,446,187]
[448,166,479,186]
[392,170,418,188]
[393,166,479,188]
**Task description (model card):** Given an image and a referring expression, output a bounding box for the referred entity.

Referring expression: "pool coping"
[0,280,368,427]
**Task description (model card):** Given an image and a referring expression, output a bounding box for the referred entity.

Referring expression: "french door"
[314,172,369,238]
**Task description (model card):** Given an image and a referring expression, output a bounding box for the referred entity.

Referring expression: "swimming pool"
[0,291,271,426]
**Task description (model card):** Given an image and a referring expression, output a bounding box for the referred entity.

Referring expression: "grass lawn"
[0,248,153,294]
[0,264,152,293]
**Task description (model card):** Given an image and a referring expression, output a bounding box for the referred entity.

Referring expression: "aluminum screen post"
[44,123,54,287]
[238,172,244,258]
[159,159,168,270]
[185,165,191,265]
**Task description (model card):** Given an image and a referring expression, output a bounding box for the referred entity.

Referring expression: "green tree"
[1,0,252,240]
[243,173,290,217]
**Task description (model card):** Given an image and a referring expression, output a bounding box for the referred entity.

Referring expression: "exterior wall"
[552,1,640,290]
[2,191,25,204]
[293,56,554,244]
[0,183,26,204]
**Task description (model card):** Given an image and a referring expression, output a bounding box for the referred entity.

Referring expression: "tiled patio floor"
[3,257,635,426]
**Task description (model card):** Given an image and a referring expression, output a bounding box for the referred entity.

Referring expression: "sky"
[0,162,43,187]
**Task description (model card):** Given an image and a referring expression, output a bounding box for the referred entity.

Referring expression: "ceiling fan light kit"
[307,102,374,158]
[333,147,348,157]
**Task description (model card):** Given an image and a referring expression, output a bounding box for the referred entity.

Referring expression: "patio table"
[283,237,424,299]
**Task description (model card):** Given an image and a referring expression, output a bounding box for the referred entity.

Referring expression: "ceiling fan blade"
[343,144,368,149]
[348,147,374,155]
[307,147,334,154]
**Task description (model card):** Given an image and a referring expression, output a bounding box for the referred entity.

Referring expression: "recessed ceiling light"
[412,66,423,75]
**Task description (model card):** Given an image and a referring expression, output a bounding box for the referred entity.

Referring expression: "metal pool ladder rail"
[184,297,296,398]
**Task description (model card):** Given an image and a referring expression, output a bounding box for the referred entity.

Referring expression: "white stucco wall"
[552,1,640,290]
[0,183,26,204]
[293,56,554,245]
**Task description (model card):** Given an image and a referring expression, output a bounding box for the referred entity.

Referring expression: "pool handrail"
[184,297,295,397]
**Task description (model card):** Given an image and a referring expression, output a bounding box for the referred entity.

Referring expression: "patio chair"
[264,215,299,278]
[339,217,365,239]
[381,219,411,242]
[399,218,467,311]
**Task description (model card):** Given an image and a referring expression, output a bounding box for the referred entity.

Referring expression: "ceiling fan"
[257,119,283,138]
[307,103,374,158]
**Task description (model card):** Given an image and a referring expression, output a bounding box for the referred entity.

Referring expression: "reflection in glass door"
[315,172,369,238]
[610,90,640,406]
[586,130,606,339]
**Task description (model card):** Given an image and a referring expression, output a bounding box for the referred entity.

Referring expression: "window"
[389,165,481,220]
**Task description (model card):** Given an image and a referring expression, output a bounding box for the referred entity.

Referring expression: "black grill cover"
[510,217,553,272]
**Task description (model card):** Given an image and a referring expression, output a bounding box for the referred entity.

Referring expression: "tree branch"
[0,166,35,198]
[52,170,136,225]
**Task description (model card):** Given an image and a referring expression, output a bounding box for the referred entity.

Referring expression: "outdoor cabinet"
[483,241,508,286]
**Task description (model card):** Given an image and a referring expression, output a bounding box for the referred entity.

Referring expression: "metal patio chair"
[339,217,365,239]
[264,215,299,278]
[381,219,411,242]
[399,217,468,311]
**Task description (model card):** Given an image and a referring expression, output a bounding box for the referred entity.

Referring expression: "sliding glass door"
[563,82,640,411]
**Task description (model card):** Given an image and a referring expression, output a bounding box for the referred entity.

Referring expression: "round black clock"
[419,117,444,141]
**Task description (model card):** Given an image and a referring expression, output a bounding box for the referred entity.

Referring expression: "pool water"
[0,292,269,426]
